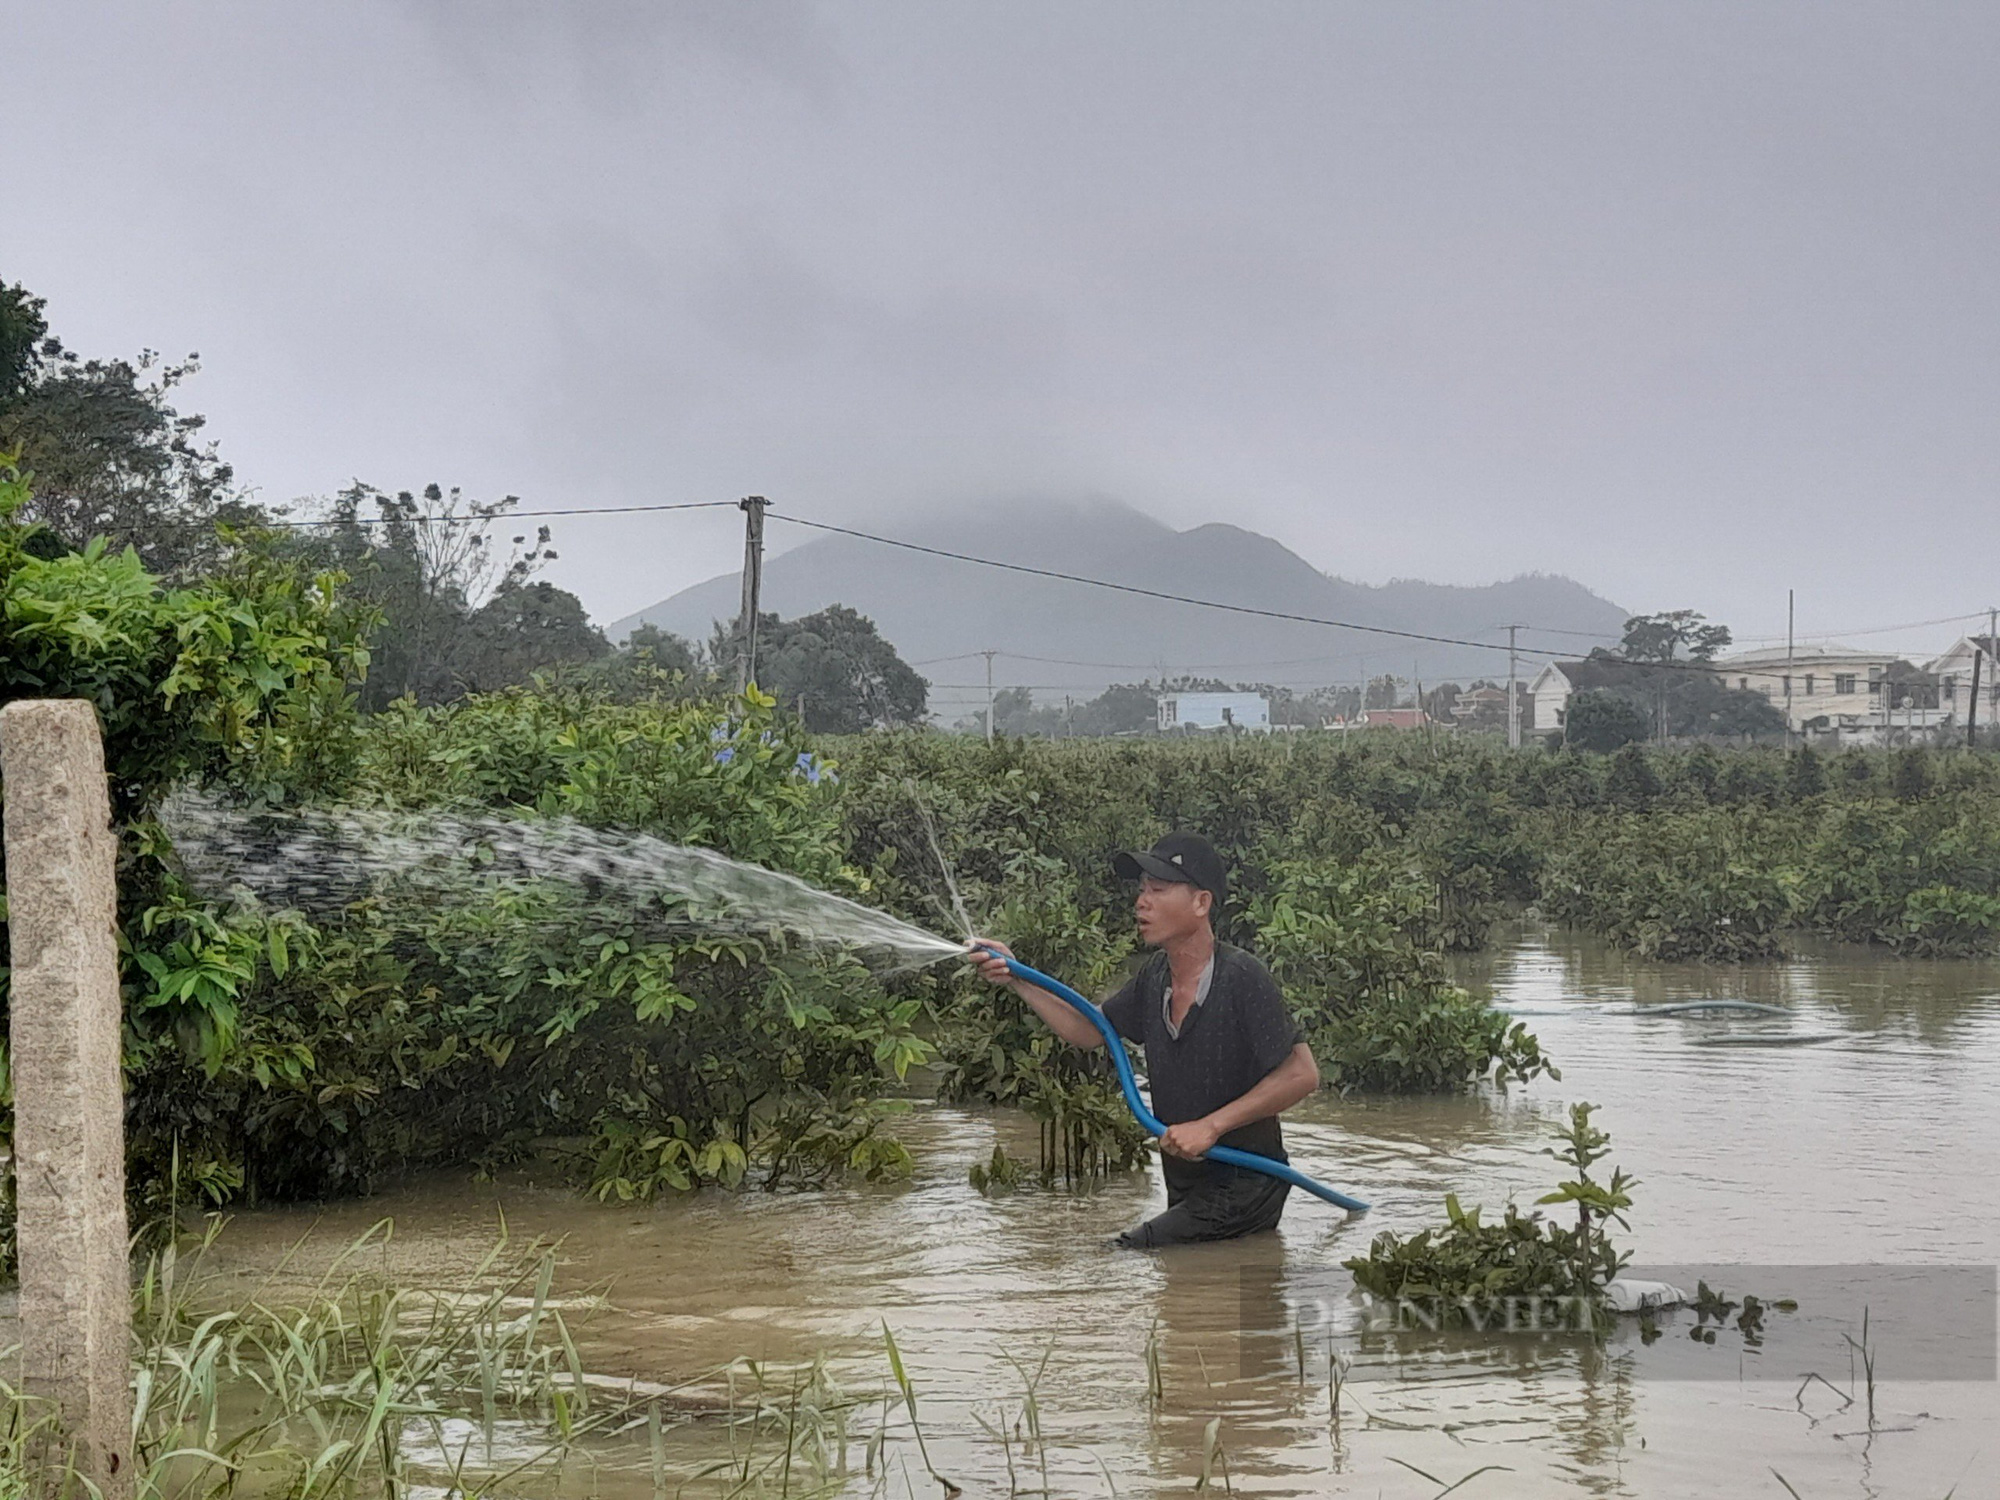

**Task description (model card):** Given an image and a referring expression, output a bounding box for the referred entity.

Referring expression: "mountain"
[610,499,1629,715]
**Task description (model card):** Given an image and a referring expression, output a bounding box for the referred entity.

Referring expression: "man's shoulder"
[1213,943,1287,1002]
[1123,949,1170,993]
[1214,942,1275,982]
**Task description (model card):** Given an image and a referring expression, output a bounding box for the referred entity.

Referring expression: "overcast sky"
[11,2,1998,658]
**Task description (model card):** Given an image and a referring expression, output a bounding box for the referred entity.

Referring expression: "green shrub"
[1253,856,1556,1092]
[0,455,376,1229]
[1539,808,1795,960]
[1345,1103,1635,1330]
[930,855,1150,1183]
[238,688,934,1200]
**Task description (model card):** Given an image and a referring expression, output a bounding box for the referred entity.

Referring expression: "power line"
[98,499,744,532]
[261,499,742,528]
[913,646,1390,673]
[57,493,1997,667]
[765,513,1521,657]
[1506,608,1992,648]
[1726,609,1992,644]
[766,513,1976,684]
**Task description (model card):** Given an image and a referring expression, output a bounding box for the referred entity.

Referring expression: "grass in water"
[0,1216,887,1499]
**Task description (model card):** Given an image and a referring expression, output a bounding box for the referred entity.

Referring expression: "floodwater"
[202,924,2000,1498]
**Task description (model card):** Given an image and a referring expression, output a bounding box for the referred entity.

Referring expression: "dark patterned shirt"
[1102,943,1304,1192]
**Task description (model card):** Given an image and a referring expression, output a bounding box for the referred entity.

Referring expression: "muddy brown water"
[198,924,1999,1497]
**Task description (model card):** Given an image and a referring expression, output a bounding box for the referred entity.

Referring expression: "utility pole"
[734,495,769,692]
[1988,607,1998,736]
[1785,589,1795,746]
[981,649,998,744]
[1506,624,1521,749]
[1969,644,1983,749]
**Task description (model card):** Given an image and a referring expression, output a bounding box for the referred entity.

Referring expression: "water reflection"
[192,924,1997,1497]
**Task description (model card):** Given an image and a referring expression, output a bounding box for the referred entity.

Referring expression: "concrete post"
[1,700,132,1499]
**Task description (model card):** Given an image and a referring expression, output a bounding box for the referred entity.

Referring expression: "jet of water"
[157,787,967,970]
[902,778,975,940]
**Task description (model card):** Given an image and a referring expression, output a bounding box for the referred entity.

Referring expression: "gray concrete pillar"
[2,700,132,1499]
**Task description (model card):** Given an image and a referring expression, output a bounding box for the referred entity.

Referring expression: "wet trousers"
[1115,1166,1291,1249]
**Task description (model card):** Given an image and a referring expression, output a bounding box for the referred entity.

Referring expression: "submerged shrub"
[1345,1103,1635,1330]
[1253,856,1555,1092]
[931,856,1151,1183]
[1539,808,1795,960]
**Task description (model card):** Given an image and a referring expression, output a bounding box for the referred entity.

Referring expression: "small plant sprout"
[1536,1101,1638,1309]
[1144,1316,1165,1407]
[1195,1416,1233,1494]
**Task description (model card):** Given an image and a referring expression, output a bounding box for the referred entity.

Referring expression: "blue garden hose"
[984,949,1370,1213]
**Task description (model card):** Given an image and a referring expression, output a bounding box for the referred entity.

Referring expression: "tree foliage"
[714,605,927,733]
[1620,609,1731,663]
[0,279,254,577]
[302,482,602,709]
[1562,690,1652,752]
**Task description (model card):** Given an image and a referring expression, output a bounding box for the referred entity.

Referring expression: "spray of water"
[902,779,975,941]
[157,787,967,969]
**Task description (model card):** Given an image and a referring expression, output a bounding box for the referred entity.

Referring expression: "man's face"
[1135,874,1211,946]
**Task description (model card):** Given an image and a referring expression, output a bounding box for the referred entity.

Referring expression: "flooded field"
[198,925,2000,1497]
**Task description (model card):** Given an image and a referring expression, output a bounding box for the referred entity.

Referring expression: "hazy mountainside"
[612,500,1629,715]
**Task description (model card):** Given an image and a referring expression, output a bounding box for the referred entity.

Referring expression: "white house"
[1157,691,1270,733]
[1927,635,2000,727]
[1714,644,1935,735]
[1526,658,1659,732]
[1449,684,1511,729]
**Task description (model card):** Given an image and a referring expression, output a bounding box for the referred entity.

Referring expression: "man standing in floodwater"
[970,832,1320,1248]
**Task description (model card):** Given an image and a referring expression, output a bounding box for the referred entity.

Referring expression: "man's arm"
[1159,1043,1319,1160]
[966,939,1106,1050]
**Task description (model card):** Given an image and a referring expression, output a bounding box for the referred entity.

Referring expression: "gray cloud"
[7,0,1996,653]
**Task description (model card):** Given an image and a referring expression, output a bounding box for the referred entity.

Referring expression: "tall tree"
[305,482,588,709]
[1421,681,1465,723]
[713,605,928,733]
[575,623,707,703]
[1620,610,1732,663]
[985,685,1037,736]
[1592,610,1779,741]
[0,278,258,575]
[1562,690,1653,752]
[1076,682,1159,735]
[1364,673,1404,709]
[462,580,610,692]
[0,280,46,400]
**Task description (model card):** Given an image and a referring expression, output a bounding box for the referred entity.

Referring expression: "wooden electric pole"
[1971,640,1986,749]
[1506,624,1521,749]
[735,495,769,691]
[1785,589,1795,747]
[981,650,998,744]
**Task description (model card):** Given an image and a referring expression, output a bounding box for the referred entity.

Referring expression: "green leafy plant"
[1253,855,1557,1092]
[1344,1102,1634,1331]
[968,1143,1029,1195]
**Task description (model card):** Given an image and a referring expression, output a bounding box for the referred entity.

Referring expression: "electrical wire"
[763,513,1974,683]
[256,499,743,527]
[764,513,1522,657]
[73,491,1994,675]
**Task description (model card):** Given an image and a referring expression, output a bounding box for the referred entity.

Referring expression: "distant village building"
[1714,645,1934,735]
[1526,658,1657,733]
[1525,640,1976,745]
[1927,635,2000,727]
[1449,684,1511,729]
[1157,691,1271,733]
[1357,707,1431,731]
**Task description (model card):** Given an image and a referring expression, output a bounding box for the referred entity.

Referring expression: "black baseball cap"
[1113,832,1227,908]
